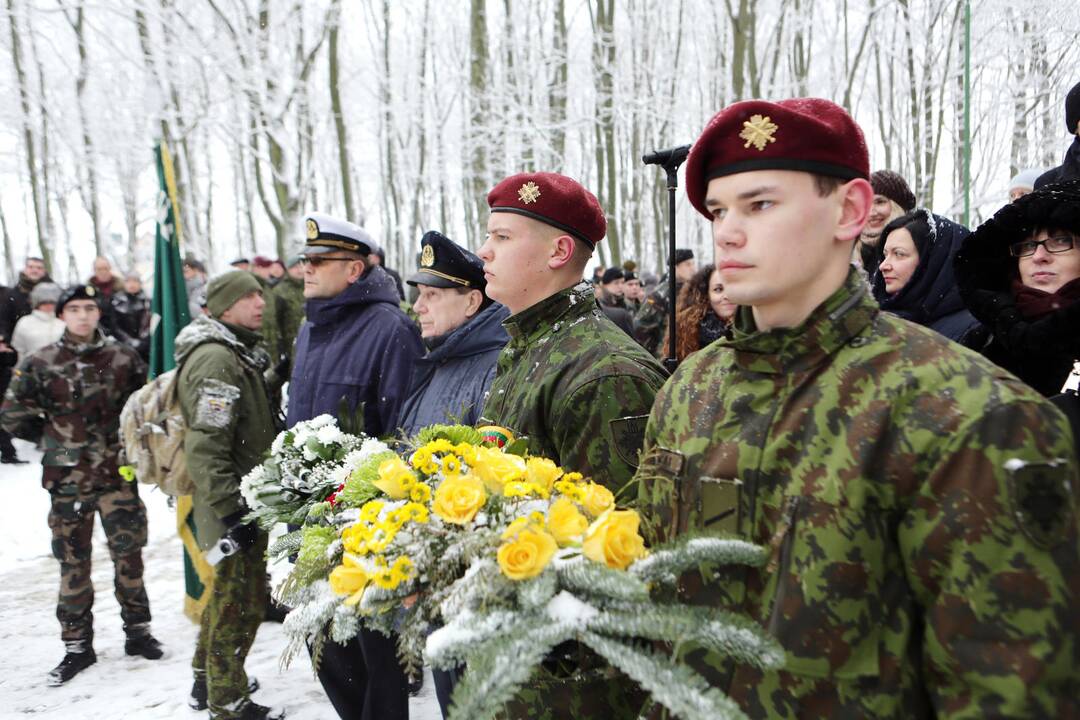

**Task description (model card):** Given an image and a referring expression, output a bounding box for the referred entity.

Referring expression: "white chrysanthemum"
[239,464,268,510]
[315,423,345,446]
[307,414,335,429]
[270,429,289,456]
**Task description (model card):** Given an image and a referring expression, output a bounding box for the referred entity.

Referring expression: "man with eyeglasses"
[286,212,422,720]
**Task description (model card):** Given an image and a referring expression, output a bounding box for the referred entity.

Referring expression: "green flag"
[150,142,212,623]
[149,142,191,376]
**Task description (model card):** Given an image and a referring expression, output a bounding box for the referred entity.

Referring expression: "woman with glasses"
[871,208,985,346]
[956,180,1080,396]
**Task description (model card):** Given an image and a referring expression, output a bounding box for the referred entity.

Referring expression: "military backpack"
[119,368,195,496]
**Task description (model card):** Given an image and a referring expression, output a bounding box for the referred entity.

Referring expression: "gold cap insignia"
[739,114,779,152]
[85,286,96,297]
[306,218,319,240]
[518,181,541,204]
[421,244,435,267]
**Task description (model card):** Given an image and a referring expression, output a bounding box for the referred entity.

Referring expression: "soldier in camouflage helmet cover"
[477,172,668,719]
[0,284,162,686]
[635,98,1080,718]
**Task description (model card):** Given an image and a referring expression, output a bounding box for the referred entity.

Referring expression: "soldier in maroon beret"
[638,99,1080,718]
[477,172,668,718]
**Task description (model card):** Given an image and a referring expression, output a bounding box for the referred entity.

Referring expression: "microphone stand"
[642,144,690,375]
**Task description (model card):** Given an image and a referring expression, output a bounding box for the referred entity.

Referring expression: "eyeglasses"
[299,256,358,268]
[1009,235,1076,257]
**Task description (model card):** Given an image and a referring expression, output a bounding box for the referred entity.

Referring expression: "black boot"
[190,675,260,711]
[408,671,424,697]
[47,648,97,686]
[211,700,285,720]
[124,625,164,660]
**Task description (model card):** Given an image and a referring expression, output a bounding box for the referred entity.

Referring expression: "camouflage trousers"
[46,473,150,645]
[192,532,268,719]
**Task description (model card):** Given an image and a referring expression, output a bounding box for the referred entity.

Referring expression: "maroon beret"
[487,172,606,249]
[685,98,870,219]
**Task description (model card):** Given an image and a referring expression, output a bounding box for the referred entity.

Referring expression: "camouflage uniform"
[272,275,305,364]
[0,328,151,647]
[637,268,1080,718]
[175,315,278,719]
[633,281,677,357]
[481,280,668,497]
[480,281,668,719]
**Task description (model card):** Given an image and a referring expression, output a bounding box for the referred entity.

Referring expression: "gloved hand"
[221,511,261,552]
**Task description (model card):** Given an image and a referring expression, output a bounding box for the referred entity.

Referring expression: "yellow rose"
[547,496,589,546]
[375,457,416,500]
[525,457,563,492]
[432,473,487,525]
[497,527,558,580]
[582,509,647,570]
[329,553,370,606]
[471,446,526,494]
[581,482,615,517]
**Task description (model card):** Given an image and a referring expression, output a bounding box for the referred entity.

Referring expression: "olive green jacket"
[175,316,279,549]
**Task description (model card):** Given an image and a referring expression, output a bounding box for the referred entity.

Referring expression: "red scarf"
[1012,277,1080,319]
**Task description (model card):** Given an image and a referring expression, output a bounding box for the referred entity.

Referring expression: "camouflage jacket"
[273,275,305,362]
[0,329,145,490]
[633,280,680,357]
[176,316,279,549]
[480,281,668,499]
[637,268,1080,719]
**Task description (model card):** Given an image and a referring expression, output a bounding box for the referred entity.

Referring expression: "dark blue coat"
[397,302,510,435]
[286,266,423,435]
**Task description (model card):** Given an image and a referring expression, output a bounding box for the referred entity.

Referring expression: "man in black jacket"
[0,256,50,463]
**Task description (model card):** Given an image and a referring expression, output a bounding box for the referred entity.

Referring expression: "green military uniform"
[637,269,1080,718]
[481,281,667,497]
[480,281,667,720]
[272,274,305,365]
[633,281,676,357]
[175,313,279,719]
[0,328,151,648]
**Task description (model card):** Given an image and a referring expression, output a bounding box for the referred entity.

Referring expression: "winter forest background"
[0,0,1078,285]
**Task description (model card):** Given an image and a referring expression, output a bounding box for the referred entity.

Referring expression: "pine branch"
[446,622,579,720]
[587,606,784,670]
[558,557,650,602]
[630,536,768,586]
[579,631,751,720]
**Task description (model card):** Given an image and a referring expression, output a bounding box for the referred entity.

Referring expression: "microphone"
[642,144,691,167]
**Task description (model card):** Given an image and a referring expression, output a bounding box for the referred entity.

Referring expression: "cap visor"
[405,271,464,289]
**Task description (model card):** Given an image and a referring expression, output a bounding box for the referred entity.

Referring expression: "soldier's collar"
[723,267,876,374]
[503,281,596,343]
[61,327,107,353]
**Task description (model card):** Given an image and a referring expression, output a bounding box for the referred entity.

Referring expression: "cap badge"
[740,114,778,152]
[421,244,435,267]
[518,181,541,205]
[85,286,96,297]
[306,218,319,240]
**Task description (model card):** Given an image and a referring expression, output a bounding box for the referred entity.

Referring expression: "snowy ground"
[0,439,440,719]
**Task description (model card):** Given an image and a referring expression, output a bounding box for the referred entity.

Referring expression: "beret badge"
[740,114,779,151]
[421,244,435,267]
[518,181,542,204]
[85,286,96,297]
[306,218,319,240]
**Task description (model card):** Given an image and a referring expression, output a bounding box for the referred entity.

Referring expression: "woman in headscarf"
[872,208,984,346]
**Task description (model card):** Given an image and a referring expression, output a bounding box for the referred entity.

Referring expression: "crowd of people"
[1,81,1079,720]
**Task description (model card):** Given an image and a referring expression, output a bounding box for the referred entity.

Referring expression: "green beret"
[206,270,262,318]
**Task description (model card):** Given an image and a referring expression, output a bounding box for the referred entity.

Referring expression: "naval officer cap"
[407,231,487,290]
[302,212,375,256]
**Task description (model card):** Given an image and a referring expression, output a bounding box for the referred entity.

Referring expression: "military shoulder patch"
[1005,458,1074,550]
[609,414,650,469]
[194,379,241,430]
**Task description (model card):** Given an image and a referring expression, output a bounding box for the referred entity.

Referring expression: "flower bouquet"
[269,422,782,719]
